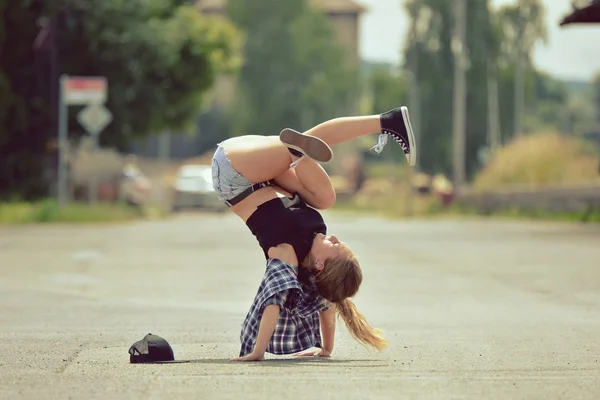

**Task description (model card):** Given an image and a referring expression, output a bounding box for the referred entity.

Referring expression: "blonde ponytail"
[312,249,388,350]
[335,298,388,351]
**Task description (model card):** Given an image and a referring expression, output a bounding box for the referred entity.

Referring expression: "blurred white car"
[171,164,226,212]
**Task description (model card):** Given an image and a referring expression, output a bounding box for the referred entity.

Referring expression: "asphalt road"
[1,212,599,400]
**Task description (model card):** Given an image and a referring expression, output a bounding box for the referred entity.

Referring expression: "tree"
[464,0,497,177]
[359,64,408,162]
[401,0,455,175]
[367,68,408,116]
[401,0,552,179]
[0,0,243,199]
[225,0,358,137]
[56,0,243,147]
[594,73,600,126]
[401,0,497,177]
[0,0,51,199]
[495,0,548,137]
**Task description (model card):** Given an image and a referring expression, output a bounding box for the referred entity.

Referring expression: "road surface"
[1,212,599,399]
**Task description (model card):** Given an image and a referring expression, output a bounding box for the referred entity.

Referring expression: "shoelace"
[370,134,388,153]
[290,156,304,169]
[370,132,408,154]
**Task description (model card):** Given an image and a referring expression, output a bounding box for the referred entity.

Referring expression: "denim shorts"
[211,143,254,203]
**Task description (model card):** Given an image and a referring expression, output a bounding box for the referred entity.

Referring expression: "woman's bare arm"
[232,304,280,362]
[233,245,297,362]
[267,243,299,265]
[319,308,336,354]
[293,309,336,357]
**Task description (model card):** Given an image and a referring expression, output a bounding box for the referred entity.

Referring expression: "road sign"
[62,76,107,105]
[58,74,112,208]
[77,103,113,137]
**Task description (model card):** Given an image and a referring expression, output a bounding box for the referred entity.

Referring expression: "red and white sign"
[61,76,107,105]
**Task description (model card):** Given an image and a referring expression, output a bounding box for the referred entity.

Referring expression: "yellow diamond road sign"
[77,103,113,136]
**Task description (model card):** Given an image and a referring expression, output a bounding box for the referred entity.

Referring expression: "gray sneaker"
[279,128,334,164]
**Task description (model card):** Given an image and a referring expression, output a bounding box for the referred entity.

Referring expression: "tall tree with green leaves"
[358,65,408,162]
[401,0,454,175]
[0,0,242,199]
[402,0,552,178]
[225,0,358,136]
[401,0,496,177]
[463,0,497,177]
[363,66,408,117]
[495,0,547,137]
[57,0,243,147]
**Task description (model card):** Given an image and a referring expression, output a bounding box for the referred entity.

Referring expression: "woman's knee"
[313,190,337,210]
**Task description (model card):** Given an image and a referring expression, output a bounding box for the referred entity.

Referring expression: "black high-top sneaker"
[279,128,334,165]
[376,106,417,166]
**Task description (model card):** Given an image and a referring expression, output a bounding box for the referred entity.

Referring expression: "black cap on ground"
[129,333,175,363]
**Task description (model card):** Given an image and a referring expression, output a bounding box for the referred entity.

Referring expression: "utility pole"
[409,58,420,171]
[157,132,171,208]
[404,14,421,218]
[408,10,421,171]
[158,132,171,163]
[514,3,526,137]
[452,0,467,188]
[487,62,501,153]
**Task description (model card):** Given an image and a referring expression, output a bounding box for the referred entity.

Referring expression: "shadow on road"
[176,358,389,367]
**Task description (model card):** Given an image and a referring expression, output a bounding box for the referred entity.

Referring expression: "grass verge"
[332,132,600,224]
[333,181,600,224]
[0,199,156,224]
[447,202,600,223]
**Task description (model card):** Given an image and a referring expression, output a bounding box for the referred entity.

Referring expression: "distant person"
[122,155,141,178]
[210,106,417,361]
[120,155,151,206]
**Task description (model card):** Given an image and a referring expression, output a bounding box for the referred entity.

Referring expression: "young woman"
[210,106,416,362]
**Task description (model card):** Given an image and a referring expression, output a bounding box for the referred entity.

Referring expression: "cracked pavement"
[1,212,599,399]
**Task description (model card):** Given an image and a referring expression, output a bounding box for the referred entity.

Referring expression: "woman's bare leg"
[222,135,291,183]
[222,134,335,208]
[288,107,417,166]
[224,115,382,181]
[222,107,415,203]
[303,116,381,146]
[270,163,335,209]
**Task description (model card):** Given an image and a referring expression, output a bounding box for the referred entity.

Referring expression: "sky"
[356,0,600,82]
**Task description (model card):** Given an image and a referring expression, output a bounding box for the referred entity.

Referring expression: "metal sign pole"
[89,132,99,205]
[76,103,112,205]
[58,75,112,207]
[58,74,69,208]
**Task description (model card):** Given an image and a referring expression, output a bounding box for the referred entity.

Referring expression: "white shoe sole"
[401,106,417,167]
[280,129,334,164]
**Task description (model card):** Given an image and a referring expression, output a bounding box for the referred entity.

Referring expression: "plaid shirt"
[239,258,329,357]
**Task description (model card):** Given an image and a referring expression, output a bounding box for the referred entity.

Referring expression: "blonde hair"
[311,252,388,351]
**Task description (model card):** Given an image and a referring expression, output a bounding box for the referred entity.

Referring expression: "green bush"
[474,131,600,190]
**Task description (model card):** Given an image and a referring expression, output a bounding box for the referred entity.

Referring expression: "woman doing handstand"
[210,106,416,361]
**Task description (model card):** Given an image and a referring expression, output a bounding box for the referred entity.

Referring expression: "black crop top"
[245,194,327,264]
